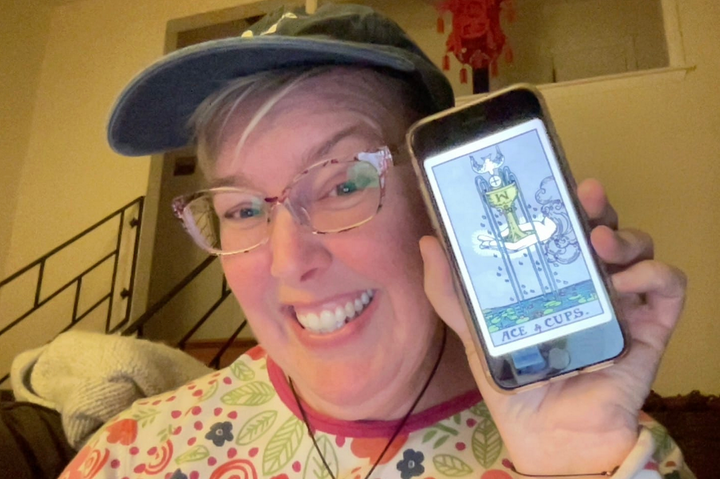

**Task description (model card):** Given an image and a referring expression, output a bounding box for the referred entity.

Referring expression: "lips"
[293,289,375,334]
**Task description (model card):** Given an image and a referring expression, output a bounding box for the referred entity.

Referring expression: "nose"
[269,205,332,282]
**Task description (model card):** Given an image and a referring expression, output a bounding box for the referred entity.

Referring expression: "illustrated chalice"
[485,182,530,244]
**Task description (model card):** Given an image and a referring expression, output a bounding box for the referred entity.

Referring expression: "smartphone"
[407,84,628,392]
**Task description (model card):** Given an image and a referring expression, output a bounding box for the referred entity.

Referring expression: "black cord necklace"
[289,326,447,479]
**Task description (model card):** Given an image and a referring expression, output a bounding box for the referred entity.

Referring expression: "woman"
[62,4,690,478]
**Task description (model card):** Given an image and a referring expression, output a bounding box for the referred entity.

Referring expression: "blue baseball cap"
[107,3,454,157]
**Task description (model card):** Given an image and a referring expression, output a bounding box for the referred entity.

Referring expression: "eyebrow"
[208,124,373,189]
[301,125,367,167]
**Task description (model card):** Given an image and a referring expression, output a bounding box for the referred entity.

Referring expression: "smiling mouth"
[294,290,375,334]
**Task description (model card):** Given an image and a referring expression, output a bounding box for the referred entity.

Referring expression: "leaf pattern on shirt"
[230,360,255,381]
[433,454,474,477]
[197,381,219,402]
[471,413,503,468]
[175,445,210,465]
[132,408,160,428]
[262,415,304,475]
[57,350,690,479]
[422,423,459,450]
[236,410,278,445]
[221,382,275,406]
[303,435,338,479]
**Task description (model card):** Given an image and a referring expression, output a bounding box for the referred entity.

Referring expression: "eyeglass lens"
[183,160,382,254]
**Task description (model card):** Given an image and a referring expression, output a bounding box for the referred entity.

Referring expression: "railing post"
[34,259,45,307]
[106,210,125,333]
[123,198,144,327]
[72,277,83,321]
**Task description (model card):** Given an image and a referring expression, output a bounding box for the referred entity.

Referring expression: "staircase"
[0,197,253,389]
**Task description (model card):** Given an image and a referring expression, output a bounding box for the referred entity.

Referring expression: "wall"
[351,2,720,395]
[2,0,718,394]
[0,0,53,279]
[536,0,720,395]
[0,0,267,385]
[490,0,668,88]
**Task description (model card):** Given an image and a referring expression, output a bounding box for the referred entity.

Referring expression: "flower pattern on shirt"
[205,421,234,447]
[58,347,690,479]
[396,449,425,479]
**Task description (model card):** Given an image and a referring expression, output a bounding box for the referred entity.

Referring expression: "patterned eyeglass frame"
[171,147,394,256]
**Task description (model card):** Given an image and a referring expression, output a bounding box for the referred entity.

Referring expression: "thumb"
[419,235,473,345]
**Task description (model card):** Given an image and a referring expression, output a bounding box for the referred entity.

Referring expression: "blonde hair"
[189,66,423,175]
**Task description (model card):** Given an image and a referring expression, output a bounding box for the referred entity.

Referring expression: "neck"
[290,325,478,422]
[412,327,478,415]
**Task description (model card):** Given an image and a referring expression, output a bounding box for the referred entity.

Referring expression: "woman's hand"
[420,178,687,476]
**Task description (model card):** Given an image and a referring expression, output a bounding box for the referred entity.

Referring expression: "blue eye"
[224,206,262,220]
[334,181,358,196]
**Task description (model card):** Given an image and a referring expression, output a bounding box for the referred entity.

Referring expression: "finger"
[577,178,619,230]
[419,236,471,341]
[591,226,654,266]
[612,260,687,329]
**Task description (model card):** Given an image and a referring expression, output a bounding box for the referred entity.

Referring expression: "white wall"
[1,0,718,395]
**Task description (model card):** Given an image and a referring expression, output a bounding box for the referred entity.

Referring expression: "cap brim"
[108,36,449,157]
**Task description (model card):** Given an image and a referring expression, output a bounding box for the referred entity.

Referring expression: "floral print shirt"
[60,347,691,479]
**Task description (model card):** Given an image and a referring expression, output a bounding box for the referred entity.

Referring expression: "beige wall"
[1,0,718,394]
[537,0,720,395]
[0,0,53,279]
[0,0,266,385]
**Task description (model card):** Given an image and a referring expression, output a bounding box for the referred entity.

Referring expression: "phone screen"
[424,118,615,357]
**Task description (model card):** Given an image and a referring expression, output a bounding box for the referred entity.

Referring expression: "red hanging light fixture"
[438,0,515,82]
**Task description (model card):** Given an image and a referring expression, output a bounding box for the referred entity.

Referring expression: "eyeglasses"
[172,147,393,255]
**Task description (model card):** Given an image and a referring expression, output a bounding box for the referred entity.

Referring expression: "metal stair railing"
[121,256,248,370]
[1,196,250,386]
[0,197,144,384]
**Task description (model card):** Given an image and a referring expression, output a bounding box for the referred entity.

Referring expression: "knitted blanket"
[10,331,211,449]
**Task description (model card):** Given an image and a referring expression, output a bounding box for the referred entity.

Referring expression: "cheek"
[343,186,430,289]
[221,253,274,318]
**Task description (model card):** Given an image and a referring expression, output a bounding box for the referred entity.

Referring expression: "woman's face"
[212,75,440,420]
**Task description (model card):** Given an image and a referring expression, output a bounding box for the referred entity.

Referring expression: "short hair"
[189,66,426,175]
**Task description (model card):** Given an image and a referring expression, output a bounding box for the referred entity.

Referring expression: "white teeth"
[305,313,320,330]
[319,310,336,331]
[334,306,346,324]
[345,302,355,319]
[296,290,375,334]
